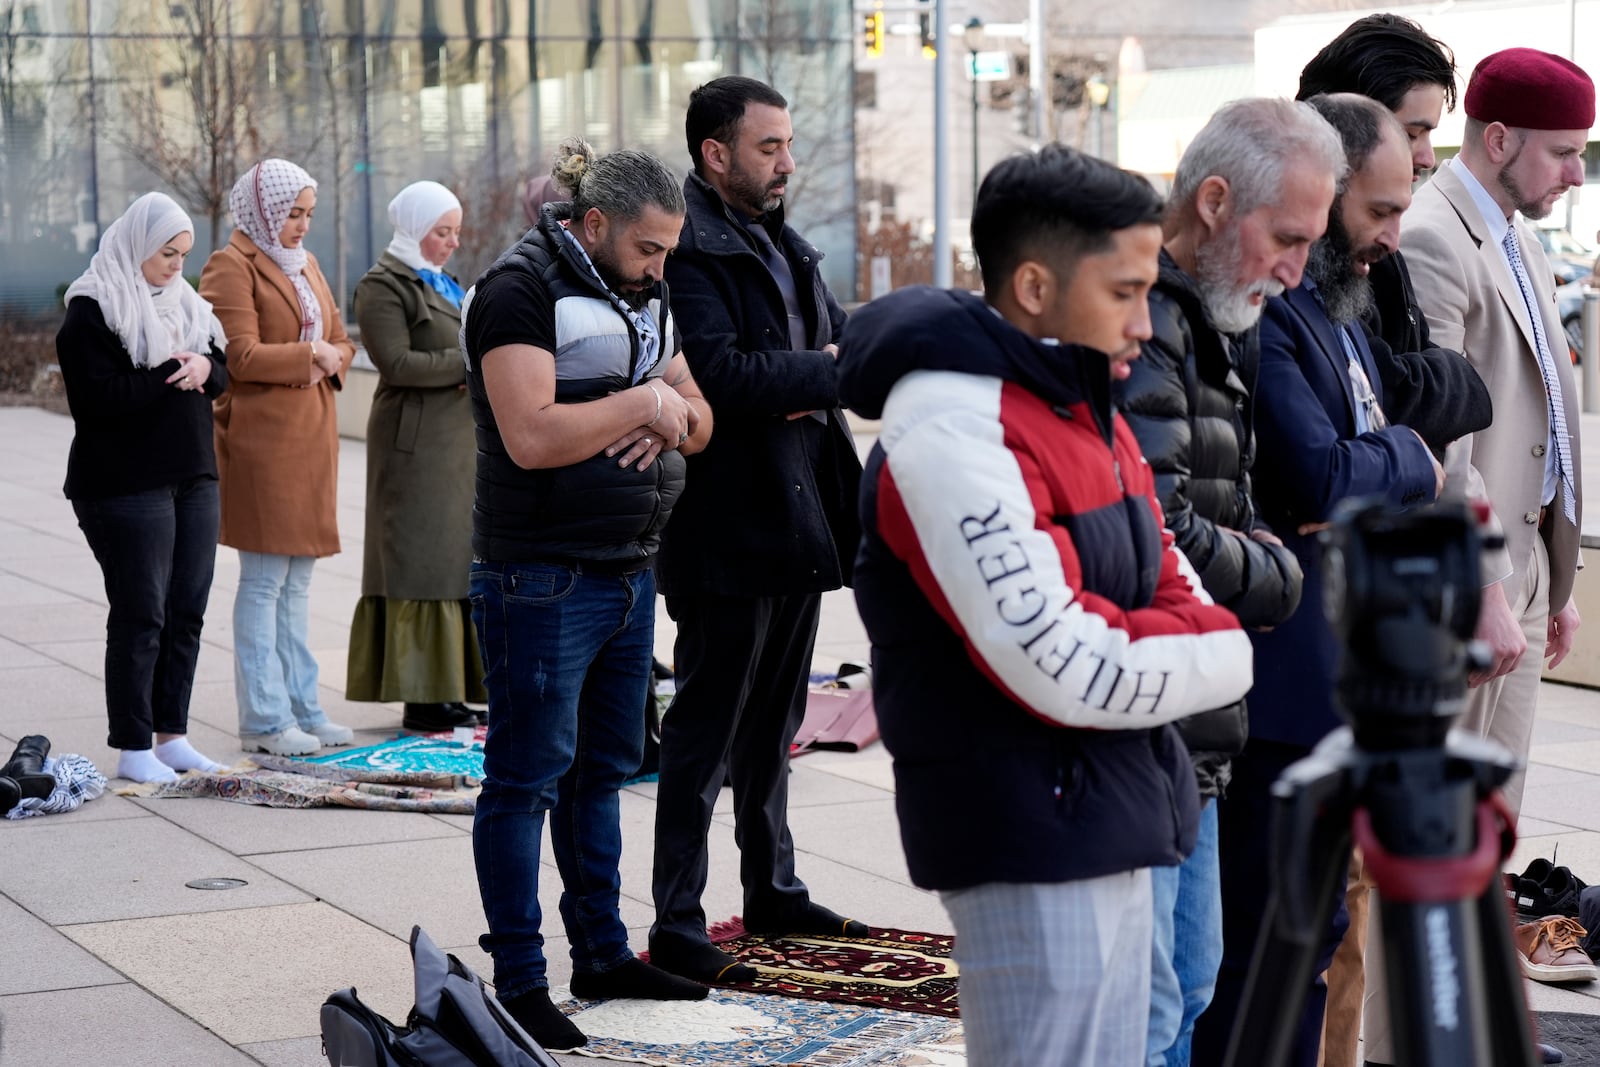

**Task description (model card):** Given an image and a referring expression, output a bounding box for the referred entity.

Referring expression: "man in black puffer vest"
[1114,97,1333,1067]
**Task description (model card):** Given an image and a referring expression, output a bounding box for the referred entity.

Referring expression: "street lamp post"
[1086,73,1111,159]
[964,18,984,211]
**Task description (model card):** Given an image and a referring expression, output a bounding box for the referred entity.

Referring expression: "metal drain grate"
[185,877,249,890]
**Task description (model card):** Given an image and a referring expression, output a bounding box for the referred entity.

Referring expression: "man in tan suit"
[1401,48,1591,821]
[1363,50,1594,1067]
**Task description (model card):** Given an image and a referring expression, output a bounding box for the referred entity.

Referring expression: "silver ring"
[678,432,688,444]
[642,437,651,447]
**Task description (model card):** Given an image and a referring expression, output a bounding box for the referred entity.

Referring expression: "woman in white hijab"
[200,158,357,757]
[57,191,230,783]
[345,180,486,734]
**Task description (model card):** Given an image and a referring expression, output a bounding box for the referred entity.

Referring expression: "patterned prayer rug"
[646,919,960,1019]
[120,755,478,813]
[557,986,963,1066]
[307,733,486,778]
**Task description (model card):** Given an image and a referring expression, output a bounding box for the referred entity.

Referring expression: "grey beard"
[1194,227,1279,334]
[1305,238,1374,325]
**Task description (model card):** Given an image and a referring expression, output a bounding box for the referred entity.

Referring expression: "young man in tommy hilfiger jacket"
[837,145,1254,1066]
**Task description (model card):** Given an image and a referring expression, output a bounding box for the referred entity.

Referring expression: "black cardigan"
[57,295,228,500]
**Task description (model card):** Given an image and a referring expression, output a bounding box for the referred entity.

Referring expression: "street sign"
[966,50,1011,82]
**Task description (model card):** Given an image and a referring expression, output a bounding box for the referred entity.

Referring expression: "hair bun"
[552,137,596,196]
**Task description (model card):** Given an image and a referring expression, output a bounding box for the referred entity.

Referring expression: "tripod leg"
[1222,815,1351,1067]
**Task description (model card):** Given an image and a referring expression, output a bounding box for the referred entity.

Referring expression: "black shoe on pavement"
[401,702,479,733]
[499,987,586,1051]
[648,933,758,984]
[743,901,870,938]
[1510,859,1589,920]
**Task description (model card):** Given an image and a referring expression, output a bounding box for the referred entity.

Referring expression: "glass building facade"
[0,0,857,313]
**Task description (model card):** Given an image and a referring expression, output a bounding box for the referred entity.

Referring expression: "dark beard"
[1305,207,1374,325]
[728,158,785,216]
[590,241,653,309]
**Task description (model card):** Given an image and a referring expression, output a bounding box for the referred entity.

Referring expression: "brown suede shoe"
[1516,916,1600,983]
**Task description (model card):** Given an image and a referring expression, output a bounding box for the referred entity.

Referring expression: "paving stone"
[0,982,258,1064]
[0,896,121,996]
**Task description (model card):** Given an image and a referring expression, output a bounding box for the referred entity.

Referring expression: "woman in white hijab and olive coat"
[57,191,230,783]
[344,180,486,734]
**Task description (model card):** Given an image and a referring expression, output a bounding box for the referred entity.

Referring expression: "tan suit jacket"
[200,230,357,558]
[1401,161,1582,612]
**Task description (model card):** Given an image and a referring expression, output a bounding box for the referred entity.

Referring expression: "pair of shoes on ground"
[401,702,480,733]
[243,721,355,757]
[1506,858,1588,921]
[1516,914,1599,983]
[499,959,707,1052]
[649,902,870,985]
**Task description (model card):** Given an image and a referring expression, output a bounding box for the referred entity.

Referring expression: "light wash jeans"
[1148,798,1223,1067]
[234,551,329,738]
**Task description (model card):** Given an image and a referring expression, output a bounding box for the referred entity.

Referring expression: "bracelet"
[645,382,663,426]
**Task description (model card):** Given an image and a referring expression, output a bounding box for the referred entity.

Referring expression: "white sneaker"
[246,727,322,756]
[307,721,354,747]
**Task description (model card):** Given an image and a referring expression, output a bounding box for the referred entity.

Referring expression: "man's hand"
[1471,579,1527,686]
[1547,595,1582,670]
[823,343,839,360]
[1408,428,1446,498]
[1249,527,1284,548]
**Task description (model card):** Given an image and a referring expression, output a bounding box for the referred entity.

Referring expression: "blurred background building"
[0,0,857,313]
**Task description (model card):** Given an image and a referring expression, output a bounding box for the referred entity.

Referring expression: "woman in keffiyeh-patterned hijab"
[200,158,358,760]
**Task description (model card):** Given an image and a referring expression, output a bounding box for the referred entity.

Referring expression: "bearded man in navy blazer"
[1194,93,1455,1067]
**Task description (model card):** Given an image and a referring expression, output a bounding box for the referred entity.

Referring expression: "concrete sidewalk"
[2,403,1600,1064]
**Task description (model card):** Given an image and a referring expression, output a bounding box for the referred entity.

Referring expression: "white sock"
[118,748,178,783]
[153,737,226,773]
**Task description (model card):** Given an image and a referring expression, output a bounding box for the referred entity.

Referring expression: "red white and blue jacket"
[839,286,1253,890]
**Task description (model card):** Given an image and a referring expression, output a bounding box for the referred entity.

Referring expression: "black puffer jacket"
[1115,250,1303,797]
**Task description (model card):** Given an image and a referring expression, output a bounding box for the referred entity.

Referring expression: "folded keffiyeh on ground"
[4,755,109,820]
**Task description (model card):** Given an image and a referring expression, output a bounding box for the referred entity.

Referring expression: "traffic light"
[919,12,935,57]
[863,8,883,57]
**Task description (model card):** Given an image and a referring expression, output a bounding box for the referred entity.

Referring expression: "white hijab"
[63,192,225,369]
[385,181,462,274]
[228,159,324,342]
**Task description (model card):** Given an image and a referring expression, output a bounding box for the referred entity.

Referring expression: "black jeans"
[73,478,219,750]
[650,591,822,945]
[1191,737,1351,1067]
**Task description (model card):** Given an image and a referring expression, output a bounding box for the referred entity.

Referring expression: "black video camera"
[1320,499,1488,751]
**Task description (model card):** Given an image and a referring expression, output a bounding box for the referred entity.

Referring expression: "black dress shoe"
[401,702,479,732]
[0,735,54,815]
[449,701,488,726]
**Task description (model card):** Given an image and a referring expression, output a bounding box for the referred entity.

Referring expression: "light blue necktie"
[1501,227,1576,525]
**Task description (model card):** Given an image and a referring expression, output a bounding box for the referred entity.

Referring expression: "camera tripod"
[1221,499,1541,1067]
[1219,725,1537,1067]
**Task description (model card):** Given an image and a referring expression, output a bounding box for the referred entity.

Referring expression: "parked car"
[1557,279,1588,363]
[1533,227,1596,287]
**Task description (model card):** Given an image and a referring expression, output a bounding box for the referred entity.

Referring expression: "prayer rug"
[119,755,477,813]
[644,919,960,1019]
[557,986,963,1066]
[308,733,486,778]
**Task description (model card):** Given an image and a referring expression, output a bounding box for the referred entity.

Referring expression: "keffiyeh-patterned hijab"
[228,159,324,342]
[63,191,225,368]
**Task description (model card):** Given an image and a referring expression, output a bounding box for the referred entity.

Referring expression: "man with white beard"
[1113,96,1337,1067]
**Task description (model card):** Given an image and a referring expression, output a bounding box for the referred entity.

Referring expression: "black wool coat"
[657,173,862,598]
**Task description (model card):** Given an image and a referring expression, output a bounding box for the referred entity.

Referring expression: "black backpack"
[321,926,561,1067]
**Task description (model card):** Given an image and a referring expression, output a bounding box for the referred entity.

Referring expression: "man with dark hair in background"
[1293,21,1492,1066]
[839,144,1254,1065]
[649,75,868,985]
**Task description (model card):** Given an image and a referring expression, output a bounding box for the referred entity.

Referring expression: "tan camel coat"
[200,230,356,557]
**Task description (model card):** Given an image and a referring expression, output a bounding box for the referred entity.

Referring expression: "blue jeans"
[470,560,652,998]
[234,552,329,738]
[1149,799,1222,1067]
[73,478,219,750]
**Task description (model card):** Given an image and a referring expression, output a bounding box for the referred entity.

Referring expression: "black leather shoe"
[401,703,479,733]
[0,735,54,815]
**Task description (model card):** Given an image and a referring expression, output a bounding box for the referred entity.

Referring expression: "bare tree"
[0,1,75,247]
[108,0,274,250]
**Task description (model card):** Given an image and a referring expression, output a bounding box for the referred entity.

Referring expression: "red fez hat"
[1465,47,1595,130]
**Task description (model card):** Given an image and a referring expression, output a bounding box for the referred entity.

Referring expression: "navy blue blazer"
[1247,281,1438,748]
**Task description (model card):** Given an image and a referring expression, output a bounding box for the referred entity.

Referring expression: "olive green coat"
[355,253,474,601]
